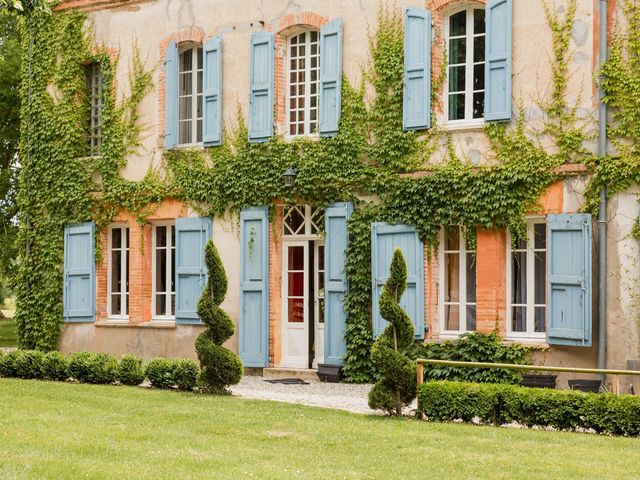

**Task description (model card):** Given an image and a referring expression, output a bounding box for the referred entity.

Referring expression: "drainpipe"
[597,0,609,375]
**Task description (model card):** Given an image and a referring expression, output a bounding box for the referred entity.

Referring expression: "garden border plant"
[13,1,640,382]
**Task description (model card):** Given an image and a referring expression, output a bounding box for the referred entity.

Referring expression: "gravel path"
[229,376,418,415]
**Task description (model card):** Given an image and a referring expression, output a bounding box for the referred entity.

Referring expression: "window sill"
[283,133,321,143]
[443,121,485,132]
[95,320,177,329]
[505,337,549,348]
[171,144,204,151]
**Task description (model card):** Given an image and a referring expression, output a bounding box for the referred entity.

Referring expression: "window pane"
[473,63,485,90]
[466,252,476,302]
[156,249,167,293]
[534,251,546,304]
[288,298,304,323]
[196,119,203,143]
[449,38,466,65]
[450,11,466,36]
[180,72,192,95]
[179,97,192,121]
[197,47,203,69]
[445,253,460,302]
[474,9,486,34]
[180,49,192,71]
[445,228,460,250]
[449,65,466,92]
[445,305,460,331]
[156,226,167,247]
[466,305,477,331]
[111,249,121,294]
[534,223,546,249]
[156,294,167,316]
[474,36,485,63]
[535,307,546,333]
[449,93,465,121]
[112,228,121,249]
[197,71,203,94]
[111,294,122,316]
[473,92,484,119]
[511,252,527,304]
[512,306,526,332]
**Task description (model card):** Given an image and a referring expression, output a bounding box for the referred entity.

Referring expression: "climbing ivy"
[18,1,636,382]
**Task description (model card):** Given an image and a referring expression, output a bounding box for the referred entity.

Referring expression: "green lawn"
[0,379,638,479]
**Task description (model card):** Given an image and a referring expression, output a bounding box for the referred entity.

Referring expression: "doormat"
[263,378,310,385]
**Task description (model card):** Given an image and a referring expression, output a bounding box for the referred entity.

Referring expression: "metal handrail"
[415,359,640,395]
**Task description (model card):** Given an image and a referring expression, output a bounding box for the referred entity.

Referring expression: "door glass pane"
[288,298,304,323]
[445,305,460,331]
[288,246,304,270]
[288,272,304,296]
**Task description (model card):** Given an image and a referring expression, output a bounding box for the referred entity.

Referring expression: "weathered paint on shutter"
[63,222,96,323]
[403,8,432,131]
[371,223,425,339]
[319,18,343,137]
[163,41,179,149]
[203,35,222,146]
[323,202,352,366]
[547,214,592,346]
[175,217,212,324]
[239,207,270,367]
[248,32,275,143]
[485,0,512,122]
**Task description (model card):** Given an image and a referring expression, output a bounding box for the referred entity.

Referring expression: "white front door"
[313,242,325,368]
[282,241,309,368]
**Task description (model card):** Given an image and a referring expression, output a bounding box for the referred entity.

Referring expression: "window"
[152,224,176,318]
[287,30,320,136]
[178,46,203,145]
[440,227,476,334]
[283,205,323,236]
[86,63,103,155]
[445,6,485,123]
[507,219,547,339]
[108,225,129,318]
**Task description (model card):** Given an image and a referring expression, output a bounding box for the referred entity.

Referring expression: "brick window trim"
[157,28,208,143]
[427,0,487,114]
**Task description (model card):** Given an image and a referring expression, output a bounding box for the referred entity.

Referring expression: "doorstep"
[263,368,320,382]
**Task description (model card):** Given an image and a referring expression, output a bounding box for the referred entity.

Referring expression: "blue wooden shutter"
[371,223,425,339]
[403,8,432,131]
[175,217,212,324]
[323,202,352,366]
[248,32,275,143]
[319,18,343,137]
[203,35,222,146]
[547,214,593,346]
[63,222,96,323]
[163,41,179,149]
[485,0,512,122]
[240,207,270,367]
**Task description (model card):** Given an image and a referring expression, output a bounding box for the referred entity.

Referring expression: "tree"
[194,240,243,393]
[368,248,417,415]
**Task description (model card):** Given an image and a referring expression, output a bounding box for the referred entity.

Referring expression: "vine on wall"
[18,1,637,381]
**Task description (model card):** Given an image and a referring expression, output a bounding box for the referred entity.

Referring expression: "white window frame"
[444,5,486,127]
[177,44,204,147]
[282,205,323,238]
[506,217,547,341]
[438,227,476,336]
[151,222,176,320]
[286,29,320,138]
[107,224,129,320]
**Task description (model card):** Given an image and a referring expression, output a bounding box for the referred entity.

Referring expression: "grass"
[0,297,17,348]
[0,380,639,479]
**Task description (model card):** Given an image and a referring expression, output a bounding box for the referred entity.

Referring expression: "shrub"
[13,350,45,379]
[417,380,640,436]
[173,359,199,391]
[195,241,243,393]
[412,332,532,385]
[368,249,416,415]
[43,351,69,381]
[69,352,118,384]
[145,358,175,389]
[117,354,145,386]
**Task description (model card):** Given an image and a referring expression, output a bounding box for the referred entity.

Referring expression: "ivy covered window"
[445,6,485,123]
[85,62,103,156]
[287,30,320,136]
[178,45,203,146]
[108,225,129,318]
[440,227,477,334]
[153,223,176,319]
[507,218,547,339]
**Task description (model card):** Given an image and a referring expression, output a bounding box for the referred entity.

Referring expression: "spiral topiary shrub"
[195,240,243,393]
[368,248,417,415]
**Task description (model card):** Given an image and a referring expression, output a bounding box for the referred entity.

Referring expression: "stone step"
[263,367,319,382]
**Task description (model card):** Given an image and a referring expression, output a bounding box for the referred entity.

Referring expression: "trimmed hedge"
[418,381,640,436]
[1,350,201,391]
